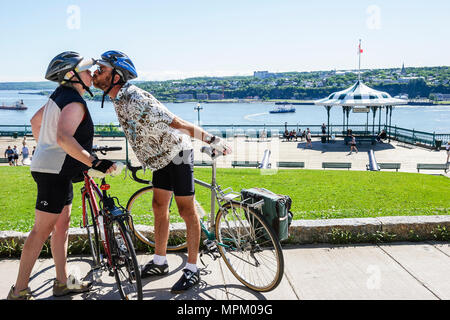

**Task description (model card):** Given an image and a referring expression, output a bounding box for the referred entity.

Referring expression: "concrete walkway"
[1,135,449,176]
[0,241,449,300]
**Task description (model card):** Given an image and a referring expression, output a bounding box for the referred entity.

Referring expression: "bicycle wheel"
[84,194,101,267]
[109,218,143,300]
[126,186,188,251]
[215,201,284,292]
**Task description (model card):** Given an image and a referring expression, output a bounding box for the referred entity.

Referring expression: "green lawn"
[0,166,449,232]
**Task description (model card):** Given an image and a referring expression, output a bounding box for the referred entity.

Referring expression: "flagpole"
[358,39,361,82]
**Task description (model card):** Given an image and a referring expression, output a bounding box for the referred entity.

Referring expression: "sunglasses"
[96,66,111,75]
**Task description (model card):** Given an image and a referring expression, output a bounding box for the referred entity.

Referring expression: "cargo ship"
[269,104,295,113]
[0,100,27,110]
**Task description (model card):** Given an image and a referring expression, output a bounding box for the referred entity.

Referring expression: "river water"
[0,90,449,133]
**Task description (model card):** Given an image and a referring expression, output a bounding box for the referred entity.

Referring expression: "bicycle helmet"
[96,50,138,108]
[45,51,95,96]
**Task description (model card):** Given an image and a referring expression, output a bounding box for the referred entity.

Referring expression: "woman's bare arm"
[30,106,45,143]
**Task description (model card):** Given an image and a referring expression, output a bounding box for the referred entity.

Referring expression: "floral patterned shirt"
[113,83,193,171]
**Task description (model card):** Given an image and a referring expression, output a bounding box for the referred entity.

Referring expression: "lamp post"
[195,102,203,126]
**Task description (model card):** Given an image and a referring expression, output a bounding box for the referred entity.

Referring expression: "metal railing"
[0,123,448,148]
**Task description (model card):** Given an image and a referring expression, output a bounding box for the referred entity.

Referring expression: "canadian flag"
[358,43,363,54]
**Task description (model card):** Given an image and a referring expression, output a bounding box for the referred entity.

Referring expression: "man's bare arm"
[169,116,213,143]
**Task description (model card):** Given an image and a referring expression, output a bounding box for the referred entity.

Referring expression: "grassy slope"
[0,166,449,232]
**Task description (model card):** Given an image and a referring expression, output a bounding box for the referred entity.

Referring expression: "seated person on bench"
[376,129,387,143]
[289,130,296,141]
[283,130,290,141]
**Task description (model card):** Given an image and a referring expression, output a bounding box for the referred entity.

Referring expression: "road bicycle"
[126,146,284,292]
[81,145,143,300]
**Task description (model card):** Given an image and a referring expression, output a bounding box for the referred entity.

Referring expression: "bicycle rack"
[240,198,265,212]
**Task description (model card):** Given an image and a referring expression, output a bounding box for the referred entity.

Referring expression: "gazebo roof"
[314,80,407,107]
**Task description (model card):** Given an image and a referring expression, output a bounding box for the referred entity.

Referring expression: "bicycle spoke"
[215,202,284,292]
[110,219,143,300]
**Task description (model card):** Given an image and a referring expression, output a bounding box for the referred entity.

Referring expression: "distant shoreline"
[9,91,450,106]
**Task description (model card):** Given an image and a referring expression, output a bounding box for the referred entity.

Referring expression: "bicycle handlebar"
[126,146,222,185]
[126,161,151,185]
[92,145,122,156]
[200,146,223,160]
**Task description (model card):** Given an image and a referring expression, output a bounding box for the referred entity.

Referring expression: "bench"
[322,162,352,170]
[0,158,9,163]
[276,161,305,168]
[417,163,449,173]
[194,161,213,166]
[344,135,376,145]
[231,161,259,168]
[366,163,401,172]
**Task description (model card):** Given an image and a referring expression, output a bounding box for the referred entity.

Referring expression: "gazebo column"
[346,106,351,132]
[378,106,382,134]
[324,105,331,142]
[371,106,377,135]
[388,106,393,142]
[385,106,389,130]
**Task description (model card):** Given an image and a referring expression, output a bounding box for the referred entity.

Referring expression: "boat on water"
[0,100,27,110]
[269,104,295,114]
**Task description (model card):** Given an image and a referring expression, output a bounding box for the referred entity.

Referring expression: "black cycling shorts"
[152,149,195,196]
[31,172,74,214]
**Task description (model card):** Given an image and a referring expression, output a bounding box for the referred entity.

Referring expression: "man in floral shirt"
[93,51,231,293]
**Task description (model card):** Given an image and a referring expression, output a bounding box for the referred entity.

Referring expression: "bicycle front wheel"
[126,186,188,251]
[109,218,143,300]
[84,194,101,267]
[215,201,284,292]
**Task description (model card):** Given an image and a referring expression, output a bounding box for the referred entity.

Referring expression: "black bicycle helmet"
[45,51,94,96]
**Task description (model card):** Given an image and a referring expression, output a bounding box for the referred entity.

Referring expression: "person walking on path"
[305,128,312,148]
[93,50,231,294]
[349,134,358,154]
[21,143,30,165]
[4,146,15,166]
[12,145,19,166]
[7,52,114,300]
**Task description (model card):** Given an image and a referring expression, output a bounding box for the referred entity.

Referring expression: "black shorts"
[152,150,195,196]
[8,156,13,162]
[31,172,74,214]
[13,154,18,160]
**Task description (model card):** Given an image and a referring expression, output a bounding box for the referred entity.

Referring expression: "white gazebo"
[314,40,407,141]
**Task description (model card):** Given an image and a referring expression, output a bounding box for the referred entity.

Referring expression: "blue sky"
[0,0,449,81]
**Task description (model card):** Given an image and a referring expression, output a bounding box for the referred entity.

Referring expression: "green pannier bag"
[241,187,293,241]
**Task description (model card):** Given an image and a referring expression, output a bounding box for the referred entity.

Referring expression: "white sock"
[185,262,198,273]
[153,254,167,265]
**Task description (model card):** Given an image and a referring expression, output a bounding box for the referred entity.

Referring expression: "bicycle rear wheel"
[109,218,143,300]
[126,186,188,251]
[84,194,101,267]
[215,201,284,292]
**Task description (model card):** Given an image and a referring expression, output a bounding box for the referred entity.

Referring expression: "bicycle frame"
[81,172,113,266]
[194,159,242,243]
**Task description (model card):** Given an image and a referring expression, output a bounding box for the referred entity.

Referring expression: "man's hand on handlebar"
[207,136,232,155]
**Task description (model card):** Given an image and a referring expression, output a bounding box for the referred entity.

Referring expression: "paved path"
[1,241,449,300]
[2,136,448,177]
